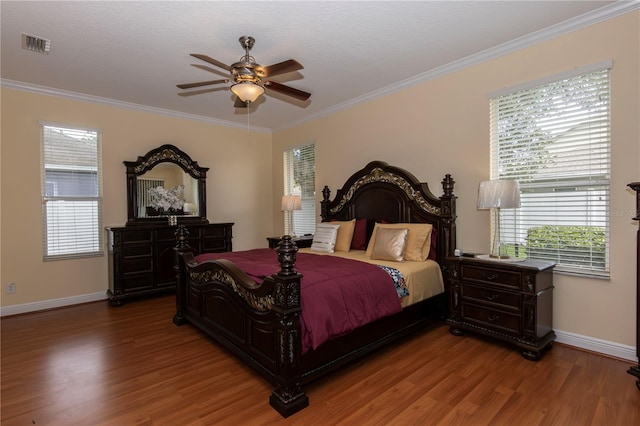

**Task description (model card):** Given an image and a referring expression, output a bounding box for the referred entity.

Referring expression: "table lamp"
[281,194,302,236]
[478,180,521,259]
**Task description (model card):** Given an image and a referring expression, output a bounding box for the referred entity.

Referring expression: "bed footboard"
[173,226,308,417]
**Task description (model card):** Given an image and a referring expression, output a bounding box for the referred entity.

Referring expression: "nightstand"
[267,235,314,249]
[443,256,556,360]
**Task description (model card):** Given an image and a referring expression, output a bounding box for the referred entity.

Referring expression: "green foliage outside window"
[525,225,606,269]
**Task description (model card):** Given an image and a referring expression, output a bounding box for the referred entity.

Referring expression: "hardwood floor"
[1,295,638,425]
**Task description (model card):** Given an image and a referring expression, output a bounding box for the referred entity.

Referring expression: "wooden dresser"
[444,256,556,360]
[106,223,233,305]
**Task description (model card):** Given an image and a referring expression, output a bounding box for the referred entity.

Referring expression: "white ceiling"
[1,1,634,132]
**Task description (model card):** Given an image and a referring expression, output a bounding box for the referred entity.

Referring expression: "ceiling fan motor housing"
[177,35,311,105]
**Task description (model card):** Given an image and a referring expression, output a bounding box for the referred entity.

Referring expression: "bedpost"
[440,174,457,258]
[269,235,309,417]
[320,185,331,221]
[173,224,192,326]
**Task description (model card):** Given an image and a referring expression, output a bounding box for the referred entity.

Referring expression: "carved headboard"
[320,161,456,266]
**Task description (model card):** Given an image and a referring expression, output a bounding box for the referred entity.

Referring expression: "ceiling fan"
[177,36,311,108]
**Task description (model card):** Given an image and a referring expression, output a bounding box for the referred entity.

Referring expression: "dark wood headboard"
[320,160,456,265]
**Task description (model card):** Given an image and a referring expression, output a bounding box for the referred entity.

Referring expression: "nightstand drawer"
[462,304,520,335]
[461,265,521,290]
[461,283,521,311]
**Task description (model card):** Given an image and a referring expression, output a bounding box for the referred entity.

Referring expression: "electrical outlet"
[6,283,16,294]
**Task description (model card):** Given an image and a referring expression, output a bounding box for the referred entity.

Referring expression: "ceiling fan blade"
[190,54,232,72]
[258,59,303,77]
[234,97,247,108]
[176,79,228,89]
[264,81,311,101]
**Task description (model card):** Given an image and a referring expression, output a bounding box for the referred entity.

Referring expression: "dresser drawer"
[121,244,152,257]
[119,229,152,244]
[461,283,521,312]
[460,264,521,290]
[462,303,521,335]
[121,275,154,292]
[155,227,182,241]
[122,257,153,274]
[202,225,232,238]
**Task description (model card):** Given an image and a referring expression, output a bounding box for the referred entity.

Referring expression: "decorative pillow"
[370,227,409,262]
[350,218,368,250]
[331,219,356,252]
[310,223,340,253]
[366,222,433,261]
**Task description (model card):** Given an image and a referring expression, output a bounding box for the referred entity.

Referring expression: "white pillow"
[311,223,340,253]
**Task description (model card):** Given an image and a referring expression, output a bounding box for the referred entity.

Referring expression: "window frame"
[41,123,103,261]
[489,63,611,278]
[283,143,316,236]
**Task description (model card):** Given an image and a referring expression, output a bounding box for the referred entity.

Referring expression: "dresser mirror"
[124,144,209,226]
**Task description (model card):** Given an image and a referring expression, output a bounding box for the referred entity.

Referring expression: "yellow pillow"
[332,219,356,252]
[366,222,433,261]
[370,227,409,262]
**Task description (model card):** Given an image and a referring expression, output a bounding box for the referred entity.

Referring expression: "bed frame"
[172,160,457,417]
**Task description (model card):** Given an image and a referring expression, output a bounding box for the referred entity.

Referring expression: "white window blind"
[41,124,103,260]
[490,66,610,277]
[283,143,316,236]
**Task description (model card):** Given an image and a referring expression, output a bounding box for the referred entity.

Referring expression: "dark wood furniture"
[628,182,640,389]
[107,223,232,305]
[106,145,232,305]
[444,256,555,360]
[124,144,209,227]
[266,235,313,249]
[173,161,457,417]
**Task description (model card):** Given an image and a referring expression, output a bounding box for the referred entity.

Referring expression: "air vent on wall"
[22,33,51,54]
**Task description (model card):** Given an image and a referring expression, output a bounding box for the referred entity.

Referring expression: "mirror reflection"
[137,164,199,217]
[125,144,208,226]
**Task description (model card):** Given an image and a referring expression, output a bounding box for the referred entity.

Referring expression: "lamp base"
[490,254,511,259]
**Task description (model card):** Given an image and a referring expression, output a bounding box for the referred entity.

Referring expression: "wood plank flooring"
[1,295,638,425]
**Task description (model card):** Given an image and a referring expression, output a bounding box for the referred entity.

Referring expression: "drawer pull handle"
[482,292,499,301]
[487,314,500,322]
[483,273,498,281]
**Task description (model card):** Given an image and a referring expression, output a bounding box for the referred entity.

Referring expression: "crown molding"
[2,2,636,134]
[0,79,272,134]
[274,2,639,132]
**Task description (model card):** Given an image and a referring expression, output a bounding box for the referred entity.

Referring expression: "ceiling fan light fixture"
[230,82,265,103]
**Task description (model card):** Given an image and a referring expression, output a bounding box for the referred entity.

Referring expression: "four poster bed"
[172,161,457,417]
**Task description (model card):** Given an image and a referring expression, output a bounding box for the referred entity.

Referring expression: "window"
[283,143,316,235]
[41,124,102,260]
[489,63,611,277]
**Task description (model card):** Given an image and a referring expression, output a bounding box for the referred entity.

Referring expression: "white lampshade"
[230,82,265,103]
[477,180,521,209]
[281,195,302,211]
[478,179,520,259]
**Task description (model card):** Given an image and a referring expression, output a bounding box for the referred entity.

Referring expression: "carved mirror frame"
[125,144,209,226]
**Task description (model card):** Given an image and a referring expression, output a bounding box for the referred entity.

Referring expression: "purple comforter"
[196,249,402,353]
